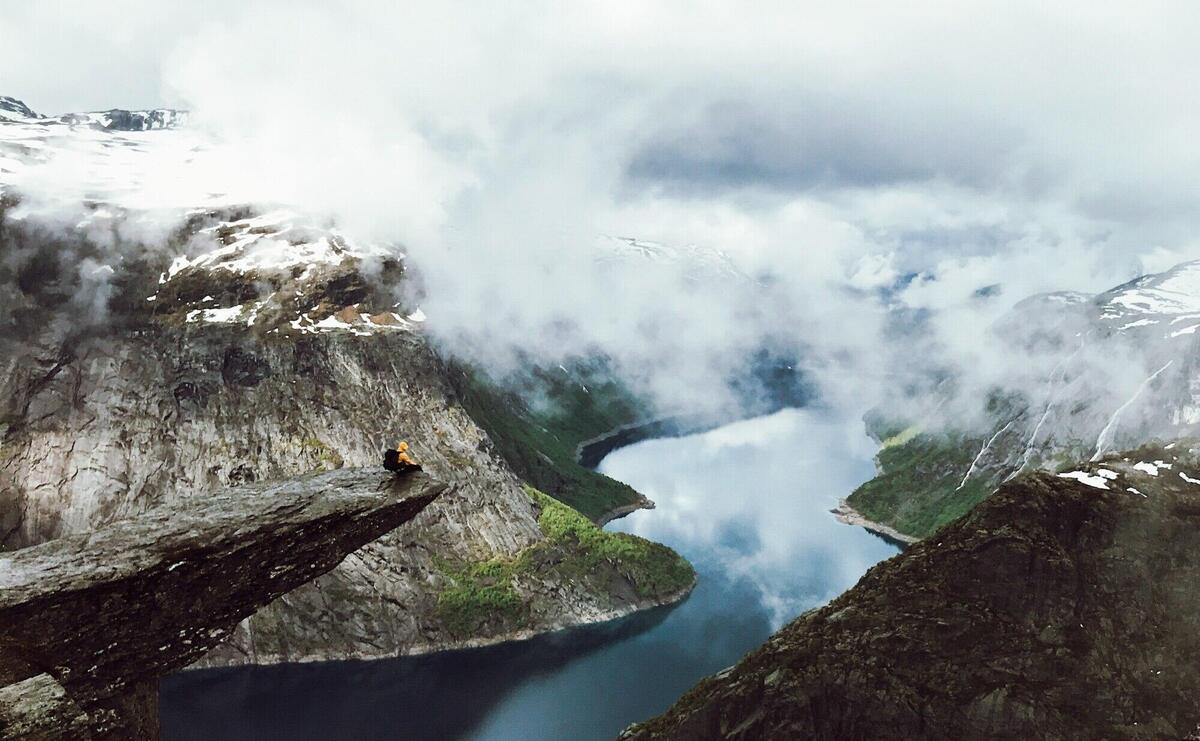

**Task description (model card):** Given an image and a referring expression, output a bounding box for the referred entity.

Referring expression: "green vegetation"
[448,362,646,521]
[847,431,990,540]
[433,555,525,638]
[850,393,1042,540]
[879,425,922,450]
[433,487,695,639]
[528,486,694,598]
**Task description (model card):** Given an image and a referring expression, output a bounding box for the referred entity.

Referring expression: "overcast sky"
[5,1,1200,415]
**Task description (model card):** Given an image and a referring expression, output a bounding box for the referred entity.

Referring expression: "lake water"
[160,408,899,740]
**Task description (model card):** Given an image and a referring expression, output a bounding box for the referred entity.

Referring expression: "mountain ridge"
[0,95,186,130]
[0,97,695,667]
[626,442,1200,740]
[848,257,1200,539]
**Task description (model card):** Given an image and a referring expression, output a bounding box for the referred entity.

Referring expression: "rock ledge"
[0,468,444,739]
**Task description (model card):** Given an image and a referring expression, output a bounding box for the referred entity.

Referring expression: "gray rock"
[0,467,444,739]
[0,674,91,739]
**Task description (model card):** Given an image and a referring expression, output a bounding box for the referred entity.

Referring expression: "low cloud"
[3,1,1199,424]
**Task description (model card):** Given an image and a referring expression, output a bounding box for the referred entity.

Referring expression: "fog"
[4,2,1200,422]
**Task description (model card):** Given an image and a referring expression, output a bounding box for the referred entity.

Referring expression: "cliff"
[0,211,692,665]
[626,443,1200,740]
[0,468,444,739]
[0,97,695,666]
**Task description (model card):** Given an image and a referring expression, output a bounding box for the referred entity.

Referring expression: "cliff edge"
[0,468,444,739]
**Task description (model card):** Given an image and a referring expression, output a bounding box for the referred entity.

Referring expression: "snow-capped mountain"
[0,96,39,121]
[1095,259,1200,339]
[0,96,419,337]
[58,108,187,131]
[0,95,683,673]
[850,259,1200,539]
[0,94,186,130]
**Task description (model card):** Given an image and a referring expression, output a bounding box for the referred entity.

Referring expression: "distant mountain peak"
[0,96,40,121]
[58,108,188,131]
[1096,258,1200,336]
[0,94,187,130]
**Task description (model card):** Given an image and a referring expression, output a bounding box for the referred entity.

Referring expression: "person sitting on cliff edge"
[384,441,422,473]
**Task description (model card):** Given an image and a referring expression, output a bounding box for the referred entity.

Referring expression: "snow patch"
[1058,471,1111,490]
[1119,319,1158,330]
[1133,462,1161,476]
[186,305,246,324]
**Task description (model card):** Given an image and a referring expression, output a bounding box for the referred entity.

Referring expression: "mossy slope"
[448,363,646,521]
[434,487,695,640]
[846,430,990,540]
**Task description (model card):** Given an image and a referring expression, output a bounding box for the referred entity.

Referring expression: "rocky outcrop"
[627,444,1200,740]
[0,238,693,665]
[0,468,444,739]
[57,109,187,131]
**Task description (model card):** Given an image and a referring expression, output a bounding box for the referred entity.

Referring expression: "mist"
[4,1,1200,426]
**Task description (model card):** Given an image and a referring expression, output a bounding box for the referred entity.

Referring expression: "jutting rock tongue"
[0,468,445,740]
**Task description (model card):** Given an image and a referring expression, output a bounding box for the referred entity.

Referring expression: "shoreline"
[831,498,919,547]
[188,576,697,670]
[578,411,750,526]
[596,497,655,527]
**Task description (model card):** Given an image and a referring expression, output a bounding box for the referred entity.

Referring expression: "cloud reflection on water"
[466,408,899,740]
[602,407,898,628]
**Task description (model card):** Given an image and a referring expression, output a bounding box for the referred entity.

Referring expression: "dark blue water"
[161,408,898,740]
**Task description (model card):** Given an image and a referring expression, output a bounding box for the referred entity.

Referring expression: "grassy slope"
[449,363,646,521]
[846,393,1098,540]
[846,431,991,539]
[434,487,695,639]
[847,397,1032,541]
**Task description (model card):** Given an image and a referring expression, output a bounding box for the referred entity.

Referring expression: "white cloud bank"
[4,1,1200,417]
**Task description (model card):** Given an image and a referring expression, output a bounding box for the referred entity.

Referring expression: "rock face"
[0,321,614,665]
[628,444,1200,740]
[0,96,694,666]
[0,468,445,739]
[0,217,691,665]
[0,94,184,129]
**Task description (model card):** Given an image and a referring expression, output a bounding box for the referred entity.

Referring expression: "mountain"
[0,97,39,121]
[846,260,1200,539]
[626,442,1200,740]
[0,94,186,130]
[0,97,693,665]
[57,108,187,131]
